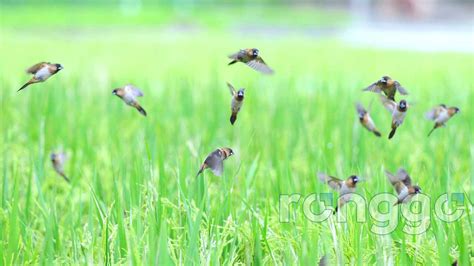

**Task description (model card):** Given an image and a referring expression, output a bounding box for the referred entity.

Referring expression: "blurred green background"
[0,0,473,265]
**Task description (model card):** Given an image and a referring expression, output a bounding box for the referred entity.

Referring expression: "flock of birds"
[18,48,460,212]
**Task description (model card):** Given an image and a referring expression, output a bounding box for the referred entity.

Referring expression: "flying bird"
[356,102,381,137]
[425,104,460,137]
[381,96,408,139]
[363,76,408,101]
[228,48,274,74]
[227,82,245,125]
[385,168,421,205]
[112,84,147,116]
[318,173,360,213]
[196,147,234,177]
[18,62,63,91]
[51,152,70,183]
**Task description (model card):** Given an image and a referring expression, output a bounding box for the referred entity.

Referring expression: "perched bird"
[50,152,70,183]
[228,48,274,74]
[425,104,460,137]
[18,62,63,91]
[227,82,245,125]
[318,173,360,213]
[363,76,408,101]
[112,84,147,116]
[356,102,381,137]
[381,96,408,139]
[385,168,421,205]
[196,148,234,177]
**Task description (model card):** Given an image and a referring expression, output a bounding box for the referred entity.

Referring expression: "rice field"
[0,5,473,265]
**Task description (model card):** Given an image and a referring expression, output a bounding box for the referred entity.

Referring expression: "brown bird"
[381,96,408,139]
[196,147,234,177]
[228,48,274,74]
[363,76,408,101]
[318,173,360,213]
[425,104,460,137]
[18,62,63,91]
[356,102,381,137]
[386,168,421,205]
[227,82,245,125]
[112,84,147,116]
[51,152,69,183]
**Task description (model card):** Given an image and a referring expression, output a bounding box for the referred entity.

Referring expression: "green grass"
[0,7,473,265]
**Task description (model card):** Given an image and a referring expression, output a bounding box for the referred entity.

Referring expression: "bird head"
[453,107,460,113]
[237,89,245,99]
[413,185,422,194]
[399,100,407,110]
[379,76,390,84]
[349,175,359,184]
[112,89,118,95]
[223,147,234,158]
[252,48,259,57]
[56,64,64,71]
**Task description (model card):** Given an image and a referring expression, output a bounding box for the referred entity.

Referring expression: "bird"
[228,48,274,74]
[356,102,381,137]
[196,148,234,177]
[112,84,147,116]
[381,96,409,139]
[318,173,360,213]
[50,152,70,183]
[425,104,460,137]
[227,82,245,125]
[363,76,408,101]
[385,168,421,205]
[18,62,63,91]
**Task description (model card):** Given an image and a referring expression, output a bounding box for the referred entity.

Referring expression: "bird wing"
[395,182,409,199]
[125,84,144,97]
[356,102,367,117]
[394,81,408,95]
[396,168,412,186]
[226,82,236,96]
[425,105,446,120]
[363,82,381,93]
[26,62,49,74]
[380,95,397,113]
[246,57,274,74]
[385,170,399,185]
[228,50,243,60]
[318,172,342,191]
[204,149,224,176]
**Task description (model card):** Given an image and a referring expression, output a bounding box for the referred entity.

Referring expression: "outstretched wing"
[318,172,342,191]
[425,105,446,120]
[394,81,408,95]
[396,168,412,186]
[26,62,49,74]
[226,82,236,96]
[380,95,397,113]
[124,84,144,97]
[204,149,224,176]
[363,82,381,93]
[246,56,274,74]
[228,50,244,60]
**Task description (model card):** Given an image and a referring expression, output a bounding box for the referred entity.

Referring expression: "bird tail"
[135,104,147,116]
[228,60,237,65]
[388,127,397,139]
[427,124,439,137]
[196,165,205,177]
[59,172,70,183]
[373,129,381,137]
[18,79,35,92]
[230,113,237,125]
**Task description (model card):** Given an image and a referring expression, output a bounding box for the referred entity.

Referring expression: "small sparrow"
[196,148,234,177]
[51,152,69,183]
[227,82,245,125]
[381,96,408,139]
[356,102,381,137]
[112,84,147,116]
[318,173,360,213]
[18,62,63,91]
[363,76,408,101]
[385,168,421,205]
[425,104,460,137]
[228,48,274,74]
